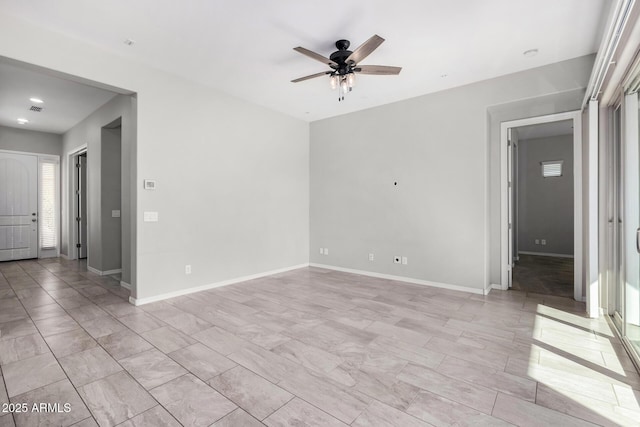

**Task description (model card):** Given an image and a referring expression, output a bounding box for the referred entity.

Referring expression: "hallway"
[512,254,574,298]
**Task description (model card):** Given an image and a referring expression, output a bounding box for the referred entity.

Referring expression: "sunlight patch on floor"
[524,304,640,425]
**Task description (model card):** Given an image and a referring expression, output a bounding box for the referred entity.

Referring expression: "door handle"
[637,227,640,254]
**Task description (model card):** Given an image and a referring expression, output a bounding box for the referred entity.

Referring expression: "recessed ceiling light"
[17,118,29,124]
[523,49,539,58]
[29,97,44,104]
[124,38,135,46]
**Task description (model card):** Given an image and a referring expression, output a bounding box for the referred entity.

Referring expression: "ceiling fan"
[291,34,402,101]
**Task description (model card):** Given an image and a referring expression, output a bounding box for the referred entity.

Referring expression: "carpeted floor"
[512,254,574,298]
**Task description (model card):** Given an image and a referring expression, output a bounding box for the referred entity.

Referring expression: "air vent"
[29,106,43,112]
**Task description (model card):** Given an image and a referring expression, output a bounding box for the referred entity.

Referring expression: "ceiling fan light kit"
[292,34,401,102]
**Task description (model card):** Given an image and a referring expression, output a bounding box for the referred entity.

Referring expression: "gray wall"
[488,88,590,289]
[101,126,122,271]
[0,11,592,299]
[3,14,310,301]
[61,95,134,284]
[0,125,61,156]
[311,55,594,292]
[517,134,574,255]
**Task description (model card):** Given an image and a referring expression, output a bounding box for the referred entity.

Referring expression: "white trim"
[584,0,635,106]
[587,100,600,318]
[120,281,131,290]
[491,284,504,291]
[518,251,575,259]
[500,111,583,303]
[129,263,310,306]
[87,266,122,276]
[60,253,72,260]
[0,149,60,160]
[310,263,487,296]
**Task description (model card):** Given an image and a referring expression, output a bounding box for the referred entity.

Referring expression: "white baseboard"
[491,283,506,291]
[518,251,574,259]
[60,253,72,260]
[130,263,310,306]
[309,263,485,295]
[87,266,122,276]
[120,281,131,290]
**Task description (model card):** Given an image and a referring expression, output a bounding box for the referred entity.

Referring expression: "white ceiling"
[516,120,574,140]
[0,0,611,123]
[0,60,118,134]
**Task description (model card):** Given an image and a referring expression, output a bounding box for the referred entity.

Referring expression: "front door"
[0,152,38,261]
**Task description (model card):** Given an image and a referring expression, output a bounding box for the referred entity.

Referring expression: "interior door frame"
[67,145,88,261]
[500,111,584,302]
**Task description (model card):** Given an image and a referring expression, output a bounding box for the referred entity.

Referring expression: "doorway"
[500,111,583,301]
[75,151,88,259]
[510,120,575,297]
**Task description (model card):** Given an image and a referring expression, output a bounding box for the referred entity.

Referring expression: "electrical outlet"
[319,247,324,254]
[402,256,408,265]
[368,253,374,261]
[185,265,191,275]
[541,239,546,245]
[535,239,540,244]
[323,248,329,255]
[394,256,401,264]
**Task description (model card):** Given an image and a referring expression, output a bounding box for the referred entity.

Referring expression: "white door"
[0,152,38,261]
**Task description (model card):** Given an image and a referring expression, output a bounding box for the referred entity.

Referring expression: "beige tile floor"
[0,259,639,426]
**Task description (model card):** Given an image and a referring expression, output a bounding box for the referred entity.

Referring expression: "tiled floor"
[1,259,639,426]
[512,254,574,298]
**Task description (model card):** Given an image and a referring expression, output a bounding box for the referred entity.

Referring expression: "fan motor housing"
[330,40,354,73]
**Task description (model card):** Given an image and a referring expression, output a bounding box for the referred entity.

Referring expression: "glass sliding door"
[613,90,640,364]
[625,93,640,355]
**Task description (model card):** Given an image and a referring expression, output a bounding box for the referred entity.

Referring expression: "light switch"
[143,211,159,222]
[112,210,121,218]
[143,179,156,190]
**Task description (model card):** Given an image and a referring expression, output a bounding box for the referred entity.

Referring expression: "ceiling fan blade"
[355,65,402,75]
[291,71,331,83]
[293,47,338,67]
[346,34,385,65]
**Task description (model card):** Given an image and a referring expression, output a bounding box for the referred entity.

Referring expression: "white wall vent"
[541,160,563,178]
